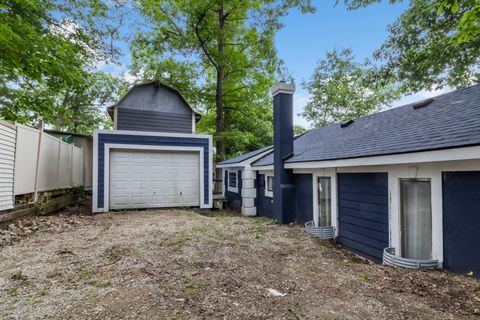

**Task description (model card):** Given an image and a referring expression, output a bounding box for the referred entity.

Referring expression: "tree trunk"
[215,3,225,161]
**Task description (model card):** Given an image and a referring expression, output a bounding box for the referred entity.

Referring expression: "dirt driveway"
[0,209,479,319]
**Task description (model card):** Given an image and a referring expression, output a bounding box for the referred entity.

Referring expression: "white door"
[109,149,200,209]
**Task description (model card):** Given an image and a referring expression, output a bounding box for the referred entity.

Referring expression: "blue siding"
[96,132,210,209]
[337,172,389,262]
[294,174,313,224]
[256,173,274,218]
[225,169,242,211]
[117,108,192,134]
[443,171,480,276]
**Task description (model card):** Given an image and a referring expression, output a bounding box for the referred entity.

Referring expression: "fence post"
[32,120,43,203]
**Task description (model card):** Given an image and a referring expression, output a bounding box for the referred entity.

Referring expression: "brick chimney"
[272,82,295,223]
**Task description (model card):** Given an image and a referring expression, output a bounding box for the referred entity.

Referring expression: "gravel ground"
[0,208,479,320]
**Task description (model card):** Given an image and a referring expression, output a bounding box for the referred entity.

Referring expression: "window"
[227,171,238,193]
[267,176,274,191]
[265,174,274,197]
[318,177,332,226]
[400,179,432,260]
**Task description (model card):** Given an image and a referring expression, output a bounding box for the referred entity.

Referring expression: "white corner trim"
[102,144,209,212]
[92,131,99,212]
[191,113,196,134]
[285,146,480,170]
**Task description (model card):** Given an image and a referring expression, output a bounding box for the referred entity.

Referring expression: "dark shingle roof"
[217,145,272,166]
[253,85,480,167]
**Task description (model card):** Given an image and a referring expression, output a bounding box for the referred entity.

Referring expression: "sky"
[102,0,451,128]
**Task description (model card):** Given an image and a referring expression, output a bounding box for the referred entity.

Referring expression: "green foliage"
[293,124,307,136]
[1,71,127,133]
[300,48,400,128]
[344,0,480,92]
[131,0,315,160]
[0,0,127,133]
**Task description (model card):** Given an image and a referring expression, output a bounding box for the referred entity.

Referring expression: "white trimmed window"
[265,174,274,198]
[400,178,432,260]
[227,170,238,193]
[317,177,332,227]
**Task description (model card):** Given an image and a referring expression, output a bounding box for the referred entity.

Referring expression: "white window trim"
[265,174,274,198]
[311,169,338,230]
[227,170,238,193]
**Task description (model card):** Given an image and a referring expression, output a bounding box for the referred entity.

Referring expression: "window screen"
[318,177,332,227]
[400,179,432,260]
[229,172,237,188]
[267,176,274,191]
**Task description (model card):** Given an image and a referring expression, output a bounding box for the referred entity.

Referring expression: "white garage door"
[109,149,200,209]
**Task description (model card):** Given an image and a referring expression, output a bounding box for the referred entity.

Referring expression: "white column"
[241,168,257,216]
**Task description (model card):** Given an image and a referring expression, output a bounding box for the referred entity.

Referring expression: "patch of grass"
[360,273,369,281]
[79,266,93,279]
[184,278,208,300]
[287,306,305,320]
[104,244,133,262]
[91,276,112,288]
[10,287,20,297]
[168,233,190,252]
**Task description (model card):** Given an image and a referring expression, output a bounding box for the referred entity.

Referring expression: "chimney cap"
[271,82,295,97]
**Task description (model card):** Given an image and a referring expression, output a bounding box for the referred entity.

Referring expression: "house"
[92,81,212,212]
[218,82,480,276]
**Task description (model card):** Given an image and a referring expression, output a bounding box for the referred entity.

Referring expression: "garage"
[337,172,389,262]
[109,149,200,209]
[93,130,212,212]
[443,171,480,275]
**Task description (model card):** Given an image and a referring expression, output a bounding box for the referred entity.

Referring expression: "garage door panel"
[109,149,200,209]
[338,172,389,262]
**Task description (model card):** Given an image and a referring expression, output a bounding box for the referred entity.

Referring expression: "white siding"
[0,121,16,210]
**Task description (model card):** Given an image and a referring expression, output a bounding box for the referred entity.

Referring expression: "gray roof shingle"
[253,85,480,167]
[217,145,272,166]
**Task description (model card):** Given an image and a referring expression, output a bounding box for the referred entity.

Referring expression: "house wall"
[224,168,242,211]
[117,108,193,134]
[0,121,16,210]
[115,83,194,134]
[256,172,274,219]
[294,174,313,224]
[93,130,212,212]
[293,158,480,267]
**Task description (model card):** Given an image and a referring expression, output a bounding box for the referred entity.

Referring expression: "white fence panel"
[14,124,84,196]
[37,133,60,192]
[57,141,72,189]
[72,147,84,186]
[0,121,16,210]
[14,125,40,195]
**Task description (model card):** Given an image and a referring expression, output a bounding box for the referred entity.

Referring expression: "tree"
[300,48,400,127]
[131,0,315,160]
[0,0,127,132]
[344,0,480,92]
[1,71,127,133]
[293,124,307,136]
